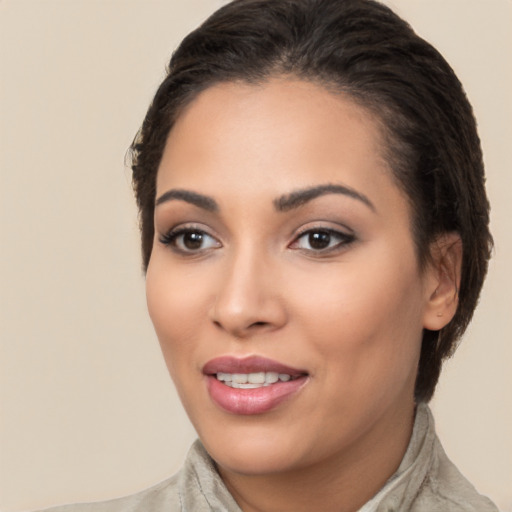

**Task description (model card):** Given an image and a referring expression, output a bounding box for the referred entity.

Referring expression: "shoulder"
[37,474,182,512]
[410,434,499,512]
[376,405,499,512]
[34,440,240,512]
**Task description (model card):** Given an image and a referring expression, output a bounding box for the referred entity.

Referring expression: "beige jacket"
[42,404,498,512]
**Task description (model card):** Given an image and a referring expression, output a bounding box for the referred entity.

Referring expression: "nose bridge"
[210,239,285,337]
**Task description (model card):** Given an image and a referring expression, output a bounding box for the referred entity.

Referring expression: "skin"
[146,78,459,512]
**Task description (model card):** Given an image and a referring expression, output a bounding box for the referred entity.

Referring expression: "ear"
[422,233,463,331]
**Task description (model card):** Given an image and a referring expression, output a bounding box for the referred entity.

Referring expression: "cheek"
[145,260,210,373]
[292,253,425,378]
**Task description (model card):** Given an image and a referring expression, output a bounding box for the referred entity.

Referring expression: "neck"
[217,400,416,512]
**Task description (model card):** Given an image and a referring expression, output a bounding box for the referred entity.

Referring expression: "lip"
[203,355,309,415]
[203,355,307,376]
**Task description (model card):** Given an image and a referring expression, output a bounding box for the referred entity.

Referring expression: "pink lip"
[203,356,309,415]
[203,355,306,376]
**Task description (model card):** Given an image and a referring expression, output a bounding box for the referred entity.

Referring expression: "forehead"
[157,78,401,213]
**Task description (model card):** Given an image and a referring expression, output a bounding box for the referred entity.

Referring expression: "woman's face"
[146,79,437,476]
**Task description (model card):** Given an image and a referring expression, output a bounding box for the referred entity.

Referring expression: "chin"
[197,419,310,475]
[211,442,303,476]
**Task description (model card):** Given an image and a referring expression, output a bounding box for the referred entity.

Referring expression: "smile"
[216,372,294,388]
[203,356,309,415]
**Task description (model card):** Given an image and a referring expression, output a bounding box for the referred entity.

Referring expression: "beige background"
[0,0,510,510]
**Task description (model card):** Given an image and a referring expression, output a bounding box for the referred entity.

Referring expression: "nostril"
[250,321,268,328]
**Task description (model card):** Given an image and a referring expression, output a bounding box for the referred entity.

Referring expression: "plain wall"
[0,0,510,510]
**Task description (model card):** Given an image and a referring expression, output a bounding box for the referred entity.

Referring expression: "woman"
[42,0,498,510]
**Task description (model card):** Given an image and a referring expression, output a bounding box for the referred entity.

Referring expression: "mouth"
[202,355,309,415]
[215,371,299,388]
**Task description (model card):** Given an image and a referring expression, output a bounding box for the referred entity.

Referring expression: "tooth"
[217,372,294,386]
[265,372,279,384]
[248,372,265,384]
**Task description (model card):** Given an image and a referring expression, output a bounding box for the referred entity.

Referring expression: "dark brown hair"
[130,0,492,402]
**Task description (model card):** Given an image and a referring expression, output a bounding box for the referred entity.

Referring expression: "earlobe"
[423,233,463,331]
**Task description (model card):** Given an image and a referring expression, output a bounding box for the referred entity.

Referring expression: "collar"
[177,403,435,512]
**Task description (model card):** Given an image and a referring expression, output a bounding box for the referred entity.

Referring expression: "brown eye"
[308,231,331,250]
[159,227,221,254]
[182,232,204,250]
[292,228,355,253]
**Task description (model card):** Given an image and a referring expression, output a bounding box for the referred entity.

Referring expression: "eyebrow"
[274,184,376,212]
[155,189,219,212]
[155,183,375,214]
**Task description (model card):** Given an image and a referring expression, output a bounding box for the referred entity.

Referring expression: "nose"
[209,248,288,338]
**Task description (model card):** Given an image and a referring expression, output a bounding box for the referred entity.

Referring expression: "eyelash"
[290,227,356,255]
[158,226,356,256]
[158,226,221,255]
